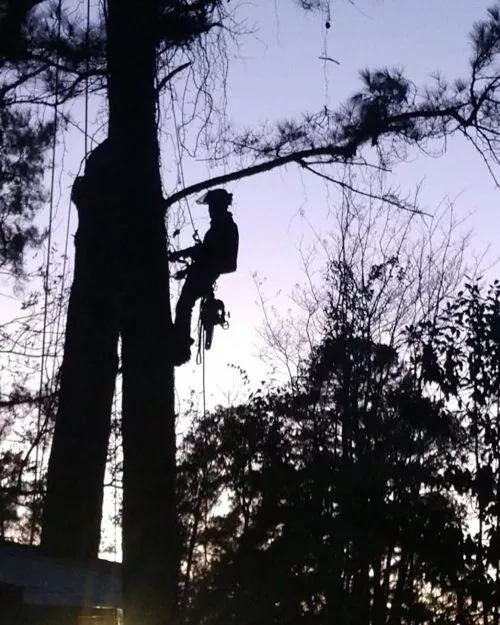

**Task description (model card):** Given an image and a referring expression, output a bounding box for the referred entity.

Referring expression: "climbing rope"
[196,310,205,367]
[48,0,91,400]
[31,0,64,542]
[201,329,207,418]
[30,0,94,541]
[321,0,333,108]
[168,79,200,244]
[84,0,91,159]
[195,303,208,417]
[56,0,91,321]
[112,382,120,560]
[166,72,210,425]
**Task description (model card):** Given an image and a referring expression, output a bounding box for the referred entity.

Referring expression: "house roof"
[0,541,122,608]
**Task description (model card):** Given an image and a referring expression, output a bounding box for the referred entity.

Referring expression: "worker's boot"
[172,335,194,366]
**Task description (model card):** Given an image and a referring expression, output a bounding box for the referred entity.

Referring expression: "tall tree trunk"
[41,192,119,559]
[107,2,178,625]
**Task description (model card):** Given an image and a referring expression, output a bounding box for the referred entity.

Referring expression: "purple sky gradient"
[173,0,499,409]
[0,0,495,560]
[1,0,497,413]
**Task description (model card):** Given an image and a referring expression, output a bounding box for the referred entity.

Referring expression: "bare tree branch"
[163,145,353,208]
[156,61,191,93]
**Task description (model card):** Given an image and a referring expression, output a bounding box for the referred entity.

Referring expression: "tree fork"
[107,1,178,624]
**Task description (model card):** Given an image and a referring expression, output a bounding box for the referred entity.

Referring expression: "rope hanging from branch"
[31,0,64,543]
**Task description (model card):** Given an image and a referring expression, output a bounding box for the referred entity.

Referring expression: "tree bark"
[107,2,178,624]
[43,2,179,621]
[42,192,119,559]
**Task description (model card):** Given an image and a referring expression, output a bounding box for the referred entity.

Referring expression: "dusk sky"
[170,0,499,409]
[1,0,498,414]
[0,0,495,561]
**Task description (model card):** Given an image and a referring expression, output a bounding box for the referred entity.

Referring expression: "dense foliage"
[177,272,500,625]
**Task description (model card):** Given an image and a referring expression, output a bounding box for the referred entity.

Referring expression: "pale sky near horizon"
[0,0,498,560]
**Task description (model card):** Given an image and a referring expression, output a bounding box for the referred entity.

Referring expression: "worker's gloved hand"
[169,246,197,262]
[173,267,188,280]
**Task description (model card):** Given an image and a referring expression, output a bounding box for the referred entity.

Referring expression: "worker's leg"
[174,275,199,343]
[173,272,206,364]
[172,268,218,365]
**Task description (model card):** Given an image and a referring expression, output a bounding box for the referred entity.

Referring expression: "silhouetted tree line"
[176,267,500,625]
[3,243,499,623]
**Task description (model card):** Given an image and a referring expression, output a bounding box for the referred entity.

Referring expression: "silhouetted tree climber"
[169,188,238,366]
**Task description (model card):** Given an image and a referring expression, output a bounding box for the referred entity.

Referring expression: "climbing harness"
[170,258,230,361]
